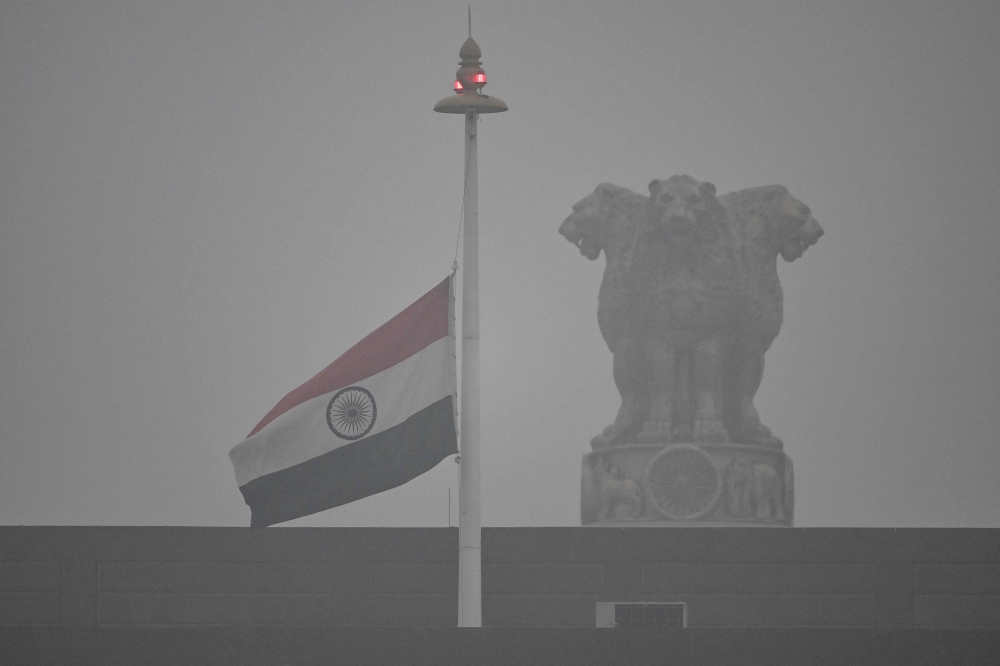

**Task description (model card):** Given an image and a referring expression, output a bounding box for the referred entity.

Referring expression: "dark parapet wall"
[6,626,1000,666]
[2,527,1000,629]
[0,627,688,666]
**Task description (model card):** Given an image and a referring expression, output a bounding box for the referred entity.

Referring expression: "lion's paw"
[693,418,729,443]
[730,421,781,449]
[747,428,784,449]
[591,423,626,449]
[638,420,672,444]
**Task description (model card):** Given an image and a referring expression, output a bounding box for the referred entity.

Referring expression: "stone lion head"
[722,185,824,262]
[559,183,645,261]
[645,175,726,246]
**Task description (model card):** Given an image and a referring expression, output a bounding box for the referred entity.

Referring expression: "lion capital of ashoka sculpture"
[561,175,823,526]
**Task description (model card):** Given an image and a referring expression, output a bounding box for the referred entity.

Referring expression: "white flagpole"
[458,106,482,627]
[433,13,507,628]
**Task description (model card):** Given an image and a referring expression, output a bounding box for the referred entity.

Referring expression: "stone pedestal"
[581,443,793,526]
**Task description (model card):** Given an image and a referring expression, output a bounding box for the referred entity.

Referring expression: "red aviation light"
[432,33,507,114]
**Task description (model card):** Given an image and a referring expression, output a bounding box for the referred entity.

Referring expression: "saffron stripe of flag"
[229,277,457,527]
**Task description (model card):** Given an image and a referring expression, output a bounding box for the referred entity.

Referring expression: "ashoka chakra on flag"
[327,386,377,440]
[228,276,457,527]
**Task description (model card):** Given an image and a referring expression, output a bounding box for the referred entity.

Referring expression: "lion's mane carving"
[559,184,648,446]
[559,177,823,449]
[630,176,739,443]
[559,183,647,349]
[719,185,824,447]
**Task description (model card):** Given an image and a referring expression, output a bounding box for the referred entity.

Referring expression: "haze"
[1,0,998,527]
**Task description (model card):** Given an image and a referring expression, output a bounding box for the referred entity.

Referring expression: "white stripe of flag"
[229,277,457,527]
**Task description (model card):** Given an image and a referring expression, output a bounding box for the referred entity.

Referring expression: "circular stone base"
[581,443,793,526]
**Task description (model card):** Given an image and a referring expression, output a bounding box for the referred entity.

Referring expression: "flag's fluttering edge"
[229,277,457,527]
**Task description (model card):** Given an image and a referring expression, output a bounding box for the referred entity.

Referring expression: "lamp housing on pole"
[434,37,508,114]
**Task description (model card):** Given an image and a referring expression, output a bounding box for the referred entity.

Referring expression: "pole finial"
[432,11,507,115]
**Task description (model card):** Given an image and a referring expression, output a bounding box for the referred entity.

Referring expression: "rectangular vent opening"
[596,602,687,628]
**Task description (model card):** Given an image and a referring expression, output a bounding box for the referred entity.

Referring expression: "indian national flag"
[229,277,457,527]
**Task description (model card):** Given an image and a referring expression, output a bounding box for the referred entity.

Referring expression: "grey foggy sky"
[1,0,998,527]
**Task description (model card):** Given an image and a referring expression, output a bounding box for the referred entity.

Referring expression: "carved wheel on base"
[644,445,721,520]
